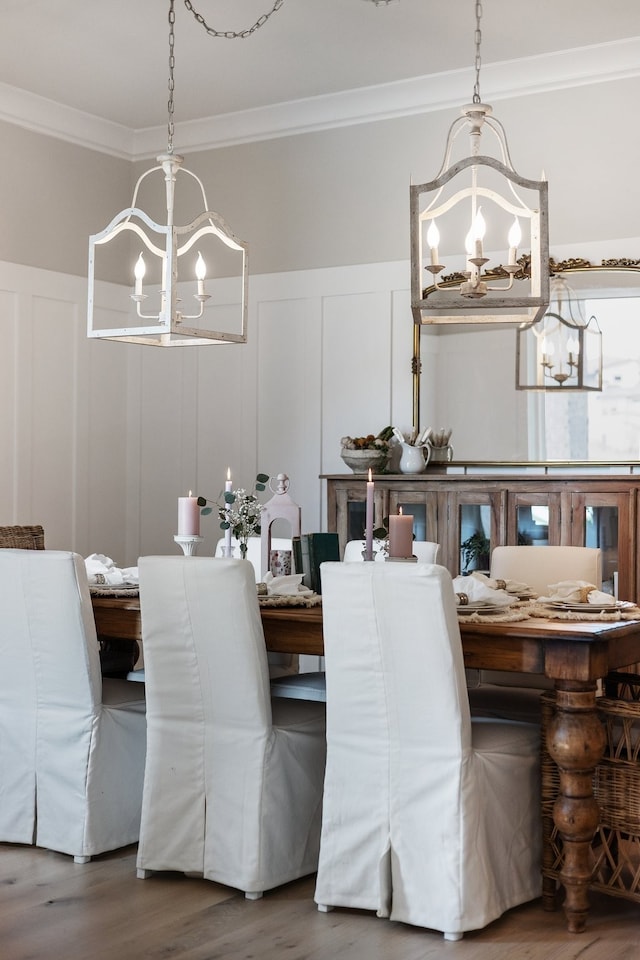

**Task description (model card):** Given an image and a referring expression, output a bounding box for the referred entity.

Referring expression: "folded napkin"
[263,572,313,597]
[451,575,517,607]
[540,580,616,606]
[470,571,531,595]
[84,553,139,586]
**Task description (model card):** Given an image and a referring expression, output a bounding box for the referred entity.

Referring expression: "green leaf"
[255,483,266,492]
[201,506,213,516]
[256,473,269,484]
[224,491,235,504]
[220,520,230,530]
[196,496,207,507]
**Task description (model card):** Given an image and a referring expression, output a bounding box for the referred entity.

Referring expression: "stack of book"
[292,533,340,594]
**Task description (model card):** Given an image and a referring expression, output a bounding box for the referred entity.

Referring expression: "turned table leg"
[546,682,606,934]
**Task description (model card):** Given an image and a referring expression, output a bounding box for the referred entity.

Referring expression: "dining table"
[91,591,640,935]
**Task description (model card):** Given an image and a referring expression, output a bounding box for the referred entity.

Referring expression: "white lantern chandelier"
[87,0,284,346]
[516,273,603,391]
[410,1,549,325]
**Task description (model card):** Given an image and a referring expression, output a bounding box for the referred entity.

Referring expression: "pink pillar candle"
[364,469,374,561]
[388,512,413,558]
[178,495,200,537]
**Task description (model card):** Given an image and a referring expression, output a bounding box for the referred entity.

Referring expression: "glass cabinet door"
[333,483,388,555]
[387,489,438,544]
[447,490,506,577]
[506,492,562,546]
[570,491,634,599]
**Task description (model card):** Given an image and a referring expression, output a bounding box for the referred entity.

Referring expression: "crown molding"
[1,37,639,162]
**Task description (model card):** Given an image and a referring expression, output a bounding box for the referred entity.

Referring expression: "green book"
[304,533,340,594]
[292,536,304,578]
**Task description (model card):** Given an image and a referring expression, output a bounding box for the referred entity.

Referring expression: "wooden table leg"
[546,681,606,933]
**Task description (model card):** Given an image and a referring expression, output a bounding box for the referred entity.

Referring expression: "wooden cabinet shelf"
[325,472,639,603]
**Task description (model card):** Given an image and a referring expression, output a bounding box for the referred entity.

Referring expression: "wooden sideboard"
[324,471,640,603]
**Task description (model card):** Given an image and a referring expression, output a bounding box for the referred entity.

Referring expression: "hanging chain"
[165,0,285,153]
[182,0,286,40]
[167,0,176,152]
[472,0,482,104]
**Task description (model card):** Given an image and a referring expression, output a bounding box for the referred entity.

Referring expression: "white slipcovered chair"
[135,556,326,898]
[468,545,603,722]
[315,561,541,941]
[0,549,146,862]
[213,534,301,684]
[343,539,440,562]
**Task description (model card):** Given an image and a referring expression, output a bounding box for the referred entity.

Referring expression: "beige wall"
[0,121,131,282]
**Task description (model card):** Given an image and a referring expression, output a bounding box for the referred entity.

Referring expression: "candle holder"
[174,535,204,556]
[220,544,235,559]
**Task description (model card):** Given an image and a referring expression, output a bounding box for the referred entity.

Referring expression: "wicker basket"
[542,680,640,904]
[0,524,45,549]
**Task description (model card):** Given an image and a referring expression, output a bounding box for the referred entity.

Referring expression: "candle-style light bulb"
[465,226,475,256]
[427,220,440,266]
[473,208,486,241]
[195,251,206,296]
[469,207,485,260]
[134,253,146,296]
[508,217,521,264]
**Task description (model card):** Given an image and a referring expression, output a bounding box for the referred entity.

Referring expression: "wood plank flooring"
[1,842,639,960]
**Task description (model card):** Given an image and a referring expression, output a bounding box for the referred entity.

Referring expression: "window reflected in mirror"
[534,297,640,460]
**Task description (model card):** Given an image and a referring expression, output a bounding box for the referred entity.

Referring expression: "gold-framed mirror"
[413,257,640,463]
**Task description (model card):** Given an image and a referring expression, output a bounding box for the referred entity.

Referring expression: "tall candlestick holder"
[174,535,203,556]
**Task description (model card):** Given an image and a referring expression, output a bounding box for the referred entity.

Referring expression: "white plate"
[456,602,509,615]
[546,599,632,613]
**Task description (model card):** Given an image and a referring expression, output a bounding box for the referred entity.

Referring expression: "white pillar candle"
[178,492,200,537]
[388,511,413,559]
[365,469,374,561]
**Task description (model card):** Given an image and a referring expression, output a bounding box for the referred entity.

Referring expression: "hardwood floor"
[1,843,639,960]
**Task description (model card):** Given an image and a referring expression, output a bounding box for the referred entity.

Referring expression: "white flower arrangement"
[198,473,269,558]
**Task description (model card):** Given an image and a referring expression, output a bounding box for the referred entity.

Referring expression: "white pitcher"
[398,440,430,474]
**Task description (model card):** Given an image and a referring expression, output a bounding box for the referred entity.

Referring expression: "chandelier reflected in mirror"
[410,1,549,325]
[516,275,603,391]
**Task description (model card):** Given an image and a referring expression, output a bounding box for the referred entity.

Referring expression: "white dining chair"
[136,556,326,898]
[314,561,541,940]
[489,545,603,596]
[0,549,146,862]
[468,545,603,722]
[213,534,305,682]
[343,539,440,563]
